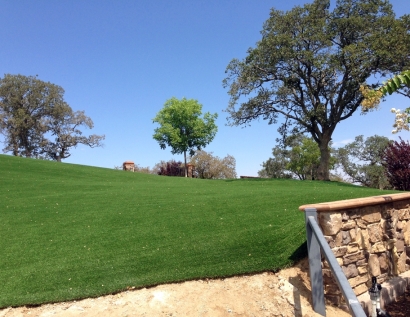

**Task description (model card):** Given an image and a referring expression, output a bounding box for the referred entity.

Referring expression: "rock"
[356,228,370,250]
[368,254,381,276]
[379,254,389,272]
[320,213,342,235]
[371,242,386,253]
[357,266,367,275]
[398,208,410,220]
[362,207,381,223]
[347,243,359,254]
[356,219,368,229]
[350,228,357,242]
[368,223,383,243]
[342,220,356,230]
[405,222,410,245]
[342,231,351,245]
[396,239,405,253]
[398,251,407,273]
[332,246,348,257]
[347,275,368,288]
[353,283,368,296]
[342,264,358,279]
[343,251,365,265]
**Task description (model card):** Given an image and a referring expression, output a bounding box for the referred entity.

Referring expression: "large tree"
[153,97,218,177]
[223,0,410,180]
[0,74,65,157]
[0,74,104,160]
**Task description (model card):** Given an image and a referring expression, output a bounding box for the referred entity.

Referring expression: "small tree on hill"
[382,137,410,191]
[153,97,218,177]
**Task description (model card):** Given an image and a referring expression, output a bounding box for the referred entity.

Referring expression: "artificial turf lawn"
[0,154,399,308]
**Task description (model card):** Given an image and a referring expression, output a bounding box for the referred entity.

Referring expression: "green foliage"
[259,135,334,180]
[0,155,396,308]
[153,97,218,176]
[335,135,391,189]
[0,74,104,160]
[380,70,410,96]
[224,0,410,180]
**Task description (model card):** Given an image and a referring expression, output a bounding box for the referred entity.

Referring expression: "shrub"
[383,137,410,191]
[154,160,184,176]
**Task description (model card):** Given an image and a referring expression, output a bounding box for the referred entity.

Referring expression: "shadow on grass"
[289,240,308,263]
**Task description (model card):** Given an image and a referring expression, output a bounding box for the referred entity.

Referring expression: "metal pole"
[305,208,326,316]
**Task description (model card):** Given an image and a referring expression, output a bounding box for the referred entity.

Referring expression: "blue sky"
[1,0,409,176]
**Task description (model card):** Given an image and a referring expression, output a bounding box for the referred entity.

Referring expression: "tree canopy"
[152,97,218,177]
[335,135,391,189]
[224,0,410,180]
[0,74,104,160]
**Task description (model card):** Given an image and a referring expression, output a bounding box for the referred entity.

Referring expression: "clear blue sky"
[1,0,409,176]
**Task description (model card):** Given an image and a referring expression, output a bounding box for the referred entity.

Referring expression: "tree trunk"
[317,137,331,181]
[183,150,187,177]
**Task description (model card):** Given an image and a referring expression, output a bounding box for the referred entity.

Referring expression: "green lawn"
[0,154,397,308]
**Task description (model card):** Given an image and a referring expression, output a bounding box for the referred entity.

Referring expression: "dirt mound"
[0,259,351,317]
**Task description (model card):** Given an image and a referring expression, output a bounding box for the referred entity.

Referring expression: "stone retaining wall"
[299,193,410,306]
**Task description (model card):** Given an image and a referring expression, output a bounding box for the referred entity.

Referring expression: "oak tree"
[224,0,410,180]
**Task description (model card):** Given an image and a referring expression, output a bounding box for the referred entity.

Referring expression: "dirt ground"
[0,258,352,317]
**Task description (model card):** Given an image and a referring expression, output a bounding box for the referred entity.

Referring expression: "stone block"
[357,259,367,266]
[332,246,348,257]
[319,212,342,235]
[342,264,358,279]
[342,212,349,221]
[405,222,410,245]
[362,206,381,223]
[343,251,365,265]
[342,230,351,245]
[396,220,404,231]
[357,228,370,250]
[347,244,359,254]
[358,266,367,274]
[371,242,386,253]
[335,231,343,247]
[348,274,368,288]
[398,251,407,273]
[356,219,368,229]
[368,254,381,276]
[324,236,335,249]
[377,273,388,284]
[342,220,356,230]
[350,228,357,242]
[396,239,405,253]
[368,223,382,243]
[354,283,368,296]
[379,254,389,273]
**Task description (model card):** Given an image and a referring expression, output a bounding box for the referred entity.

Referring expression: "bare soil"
[0,259,352,317]
[384,286,410,317]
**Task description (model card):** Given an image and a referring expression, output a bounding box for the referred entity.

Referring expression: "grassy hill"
[0,154,397,308]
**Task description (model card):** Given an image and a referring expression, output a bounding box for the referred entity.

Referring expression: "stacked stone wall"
[317,198,410,305]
